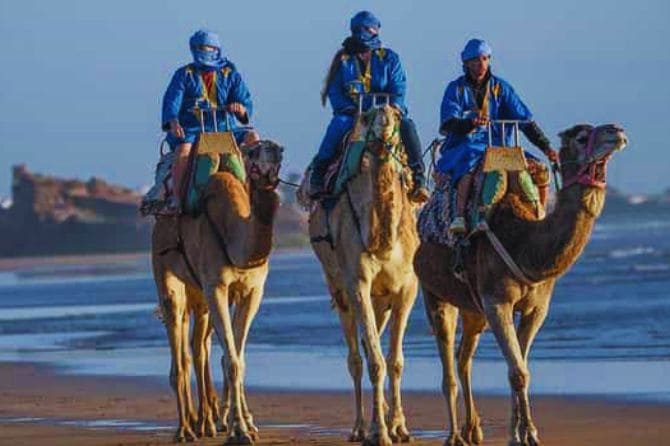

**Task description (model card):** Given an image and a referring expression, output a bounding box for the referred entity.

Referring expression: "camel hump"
[204,171,251,216]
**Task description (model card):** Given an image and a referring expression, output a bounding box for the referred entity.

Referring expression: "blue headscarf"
[349,11,382,50]
[189,29,227,70]
[461,39,492,62]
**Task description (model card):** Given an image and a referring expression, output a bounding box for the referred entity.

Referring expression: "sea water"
[0,213,668,401]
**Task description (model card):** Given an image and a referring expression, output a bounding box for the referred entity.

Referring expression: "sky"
[0,0,668,198]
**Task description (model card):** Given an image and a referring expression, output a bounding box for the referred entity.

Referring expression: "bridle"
[362,108,406,169]
[244,142,282,191]
[560,126,609,189]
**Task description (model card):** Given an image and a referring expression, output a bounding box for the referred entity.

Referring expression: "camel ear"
[558,123,593,140]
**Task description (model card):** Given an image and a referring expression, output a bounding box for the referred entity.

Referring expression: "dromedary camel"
[301,104,420,446]
[413,123,628,446]
[152,140,283,444]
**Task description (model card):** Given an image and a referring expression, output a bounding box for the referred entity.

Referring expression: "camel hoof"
[362,431,393,446]
[206,421,218,438]
[461,423,484,444]
[444,433,467,446]
[196,417,218,438]
[349,429,367,442]
[249,430,260,441]
[174,426,197,443]
[525,435,541,446]
[388,425,412,443]
[225,431,254,445]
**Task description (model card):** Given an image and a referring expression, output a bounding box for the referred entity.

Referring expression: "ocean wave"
[632,263,670,272]
[608,246,656,259]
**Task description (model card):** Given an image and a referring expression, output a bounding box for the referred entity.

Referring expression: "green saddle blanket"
[332,140,368,196]
[185,152,245,215]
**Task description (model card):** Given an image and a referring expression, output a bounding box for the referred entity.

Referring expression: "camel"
[152,140,283,444]
[413,123,628,446]
[300,104,420,446]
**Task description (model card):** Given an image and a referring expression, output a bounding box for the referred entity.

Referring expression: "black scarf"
[342,36,371,55]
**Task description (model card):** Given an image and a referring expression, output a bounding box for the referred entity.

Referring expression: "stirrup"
[448,216,467,234]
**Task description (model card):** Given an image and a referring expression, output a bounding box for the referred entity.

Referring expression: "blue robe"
[316,48,407,162]
[162,63,253,149]
[436,74,535,180]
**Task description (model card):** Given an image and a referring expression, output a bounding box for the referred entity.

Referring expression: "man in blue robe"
[311,11,428,203]
[161,29,259,208]
[437,38,558,232]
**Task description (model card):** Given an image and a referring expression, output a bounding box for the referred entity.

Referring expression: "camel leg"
[509,306,548,446]
[385,282,417,443]
[219,353,231,433]
[180,310,197,428]
[373,300,391,420]
[431,299,465,446]
[158,273,197,442]
[345,276,392,446]
[205,284,252,445]
[192,305,217,437]
[202,323,222,430]
[232,285,265,440]
[457,312,487,445]
[483,301,539,446]
[336,294,367,442]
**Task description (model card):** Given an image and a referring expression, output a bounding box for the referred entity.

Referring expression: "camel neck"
[205,174,278,268]
[502,185,604,281]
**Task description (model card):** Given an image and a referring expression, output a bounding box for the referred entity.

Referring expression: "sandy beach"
[0,362,668,446]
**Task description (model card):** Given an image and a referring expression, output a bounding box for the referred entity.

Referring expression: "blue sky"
[0,0,667,197]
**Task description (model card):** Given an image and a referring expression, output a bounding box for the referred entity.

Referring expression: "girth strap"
[157,218,203,289]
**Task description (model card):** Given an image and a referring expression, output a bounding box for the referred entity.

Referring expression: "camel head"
[558,123,628,190]
[367,104,401,146]
[358,104,404,174]
[243,140,284,191]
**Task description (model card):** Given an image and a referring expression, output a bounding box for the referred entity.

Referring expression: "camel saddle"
[184,131,246,215]
[308,111,406,210]
[418,146,550,248]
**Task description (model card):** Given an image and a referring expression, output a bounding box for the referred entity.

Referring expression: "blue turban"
[349,11,382,50]
[461,39,492,62]
[189,29,227,70]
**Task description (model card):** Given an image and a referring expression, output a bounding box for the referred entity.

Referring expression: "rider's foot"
[409,185,430,204]
[449,216,467,234]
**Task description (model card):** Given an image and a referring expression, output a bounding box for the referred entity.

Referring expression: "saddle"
[184,129,245,215]
[418,146,550,248]
[140,131,246,217]
[299,110,408,210]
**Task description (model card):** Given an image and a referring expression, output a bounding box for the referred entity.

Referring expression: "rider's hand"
[227,103,247,118]
[169,120,185,139]
[472,116,489,127]
[545,148,560,163]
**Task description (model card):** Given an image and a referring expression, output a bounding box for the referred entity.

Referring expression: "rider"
[310,11,429,203]
[162,29,259,209]
[437,38,559,233]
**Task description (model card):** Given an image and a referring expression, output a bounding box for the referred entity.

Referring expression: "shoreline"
[2,361,670,445]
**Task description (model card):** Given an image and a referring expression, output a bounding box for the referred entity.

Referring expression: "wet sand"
[1,362,669,445]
